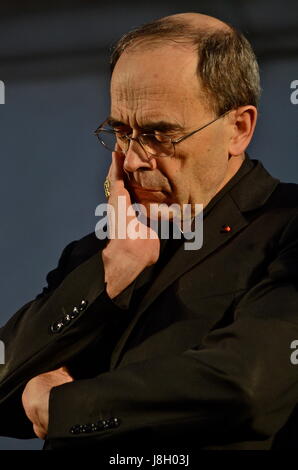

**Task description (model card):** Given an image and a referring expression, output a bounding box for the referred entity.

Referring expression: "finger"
[52,366,73,380]
[106,141,122,177]
[60,366,74,380]
[21,385,34,422]
[109,150,125,183]
[33,423,46,440]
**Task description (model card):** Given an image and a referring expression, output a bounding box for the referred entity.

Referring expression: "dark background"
[0,0,297,450]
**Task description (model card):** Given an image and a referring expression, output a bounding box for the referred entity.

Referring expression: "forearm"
[46,304,298,449]
[102,240,159,299]
[0,246,128,438]
[46,347,255,449]
[103,250,145,299]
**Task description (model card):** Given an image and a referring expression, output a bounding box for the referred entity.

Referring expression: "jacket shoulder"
[269,182,298,209]
[38,232,105,298]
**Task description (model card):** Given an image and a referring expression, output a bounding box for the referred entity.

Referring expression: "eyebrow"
[107,117,184,133]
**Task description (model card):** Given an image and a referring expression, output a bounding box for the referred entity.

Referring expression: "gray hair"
[110,17,261,116]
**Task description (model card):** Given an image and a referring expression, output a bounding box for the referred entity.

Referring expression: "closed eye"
[107,117,183,135]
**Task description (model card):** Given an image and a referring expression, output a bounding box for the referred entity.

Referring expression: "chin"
[134,195,181,222]
[134,190,167,204]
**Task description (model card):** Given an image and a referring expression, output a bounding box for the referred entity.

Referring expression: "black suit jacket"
[0,155,298,450]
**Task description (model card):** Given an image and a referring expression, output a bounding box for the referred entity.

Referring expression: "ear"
[228,106,258,156]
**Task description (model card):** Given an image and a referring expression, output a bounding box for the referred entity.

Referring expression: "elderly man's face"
[110,43,233,214]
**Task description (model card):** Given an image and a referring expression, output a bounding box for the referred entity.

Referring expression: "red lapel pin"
[221,224,232,233]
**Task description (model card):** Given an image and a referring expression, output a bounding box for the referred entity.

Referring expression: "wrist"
[102,245,146,299]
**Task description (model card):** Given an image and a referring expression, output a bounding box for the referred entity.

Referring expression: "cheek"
[160,159,185,191]
[175,141,228,191]
[161,161,194,203]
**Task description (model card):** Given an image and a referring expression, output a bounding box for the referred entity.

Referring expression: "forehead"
[110,44,204,125]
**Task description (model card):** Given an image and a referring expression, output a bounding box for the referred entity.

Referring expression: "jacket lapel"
[110,160,279,369]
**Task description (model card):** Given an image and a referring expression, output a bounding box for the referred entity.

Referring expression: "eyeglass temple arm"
[172,111,231,145]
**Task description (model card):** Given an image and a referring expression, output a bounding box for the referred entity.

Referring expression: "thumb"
[57,366,74,381]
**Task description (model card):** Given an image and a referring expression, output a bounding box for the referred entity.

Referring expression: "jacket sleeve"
[46,213,298,449]
[0,236,128,438]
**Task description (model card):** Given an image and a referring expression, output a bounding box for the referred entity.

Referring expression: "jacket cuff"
[109,280,137,310]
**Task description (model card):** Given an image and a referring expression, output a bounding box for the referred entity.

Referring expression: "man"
[0,12,298,450]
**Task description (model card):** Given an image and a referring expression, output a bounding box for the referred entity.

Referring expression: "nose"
[123,139,157,172]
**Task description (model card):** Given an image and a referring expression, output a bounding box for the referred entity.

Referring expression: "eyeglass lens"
[97,130,174,157]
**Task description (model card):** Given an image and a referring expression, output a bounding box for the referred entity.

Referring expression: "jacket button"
[63,313,72,324]
[50,320,64,334]
[90,423,98,432]
[102,419,109,429]
[69,424,80,434]
[110,417,120,428]
[79,300,88,311]
[83,424,92,433]
[70,307,79,319]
